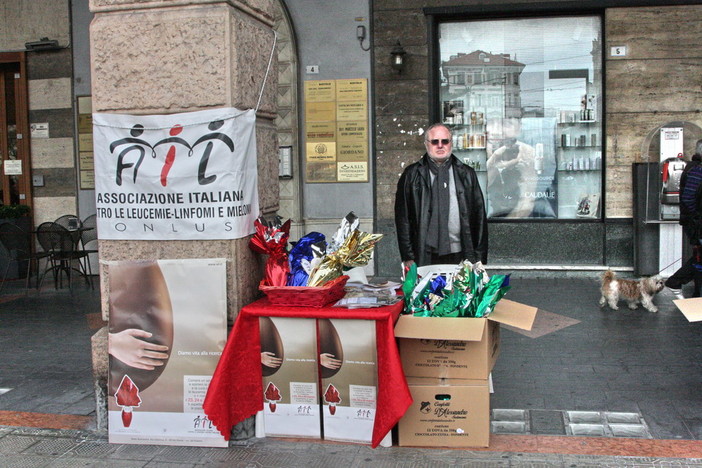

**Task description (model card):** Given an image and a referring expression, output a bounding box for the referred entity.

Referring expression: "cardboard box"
[674,297,702,322]
[260,317,321,438]
[394,299,537,379]
[398,377,490,447]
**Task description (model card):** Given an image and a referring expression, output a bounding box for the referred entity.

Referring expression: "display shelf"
[559,134,599,148]
[557,120,597,126]
[449,127,486,131]
[442,106,486,127]
[559,145,601,149]
[446,116,487,151]
[451,131,487,150]
[557,160,602,171]
[558,168,601,172]
[556,169,602,218]
[460,153,487,172]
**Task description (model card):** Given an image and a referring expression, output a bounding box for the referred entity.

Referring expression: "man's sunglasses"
[428,138,451,146]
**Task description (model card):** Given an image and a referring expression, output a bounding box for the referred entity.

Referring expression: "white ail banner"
[92,108,259,240]
[107,258,228,447]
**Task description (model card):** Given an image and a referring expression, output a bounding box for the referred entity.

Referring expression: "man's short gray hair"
[696,139,702,156]
[424,123,452,141]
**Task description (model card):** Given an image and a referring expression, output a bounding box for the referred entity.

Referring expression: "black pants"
[426,252,464,266]
[665,256,702,297]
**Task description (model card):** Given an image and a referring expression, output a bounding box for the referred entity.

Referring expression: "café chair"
[79,214,98,280]
[0,222,48,293]
[54,214,82,230]
[80,214,98,257]
[54,214,83,246]
[36,222,92,291]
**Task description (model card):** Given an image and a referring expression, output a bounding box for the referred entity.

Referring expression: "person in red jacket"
[395,123,488,269]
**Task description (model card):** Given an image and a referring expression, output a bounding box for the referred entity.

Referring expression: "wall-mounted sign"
[304,79,368,183]
[610,46,627,57]
[336,79,367,102]
[3,160,22,175]
[79,152,94,171]
[336,101,366,121]
[279,146,292,179]
[304,80,335,102]
[306,141,336,162]
[77,96,95,189]
[30,123,49,138]
[337,162,368,182]
[80,170,95,189]
[660,127,683,161]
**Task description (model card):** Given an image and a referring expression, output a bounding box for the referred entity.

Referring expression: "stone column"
[88,0,278,434]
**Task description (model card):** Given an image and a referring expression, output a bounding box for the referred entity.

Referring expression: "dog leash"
[657,257,683,276]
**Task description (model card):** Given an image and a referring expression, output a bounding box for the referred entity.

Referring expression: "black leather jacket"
[394,154,488,266]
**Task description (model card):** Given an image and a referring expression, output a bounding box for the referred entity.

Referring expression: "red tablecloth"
[203,297,411,448]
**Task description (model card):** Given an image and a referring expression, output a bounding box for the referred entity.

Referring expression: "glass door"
[0,52,32,211]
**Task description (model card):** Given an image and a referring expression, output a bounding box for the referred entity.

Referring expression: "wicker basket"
[259,275,349,307]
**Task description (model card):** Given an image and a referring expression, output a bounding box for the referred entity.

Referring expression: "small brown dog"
[599,270,665,313]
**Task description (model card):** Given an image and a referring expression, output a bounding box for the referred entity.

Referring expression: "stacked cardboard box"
[394,299,537,447]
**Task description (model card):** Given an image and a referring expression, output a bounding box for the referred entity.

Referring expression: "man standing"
[395,123,488,269]
[665,140,702,298]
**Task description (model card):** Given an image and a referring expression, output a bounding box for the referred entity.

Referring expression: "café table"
[203,296,411,448]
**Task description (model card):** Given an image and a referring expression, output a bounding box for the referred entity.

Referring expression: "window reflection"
[439,16,602,219]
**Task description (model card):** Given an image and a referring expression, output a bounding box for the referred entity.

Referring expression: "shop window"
[438,16,602,219]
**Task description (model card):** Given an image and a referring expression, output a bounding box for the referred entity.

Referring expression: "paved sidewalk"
[2,426,702,467]
[2,273,702,466]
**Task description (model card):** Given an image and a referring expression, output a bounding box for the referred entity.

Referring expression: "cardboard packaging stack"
[394,299,537,447]
[259,317,380,445]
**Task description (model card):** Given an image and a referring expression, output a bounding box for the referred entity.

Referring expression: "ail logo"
[297,405,313,415]
[192,415,213,429]
[420,401,432,414]
[109,121,235,187]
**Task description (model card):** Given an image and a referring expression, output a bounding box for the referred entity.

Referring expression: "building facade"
[1,0,701,281]
[371,0,702,277]
[0,0,75,225]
